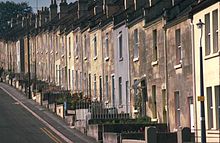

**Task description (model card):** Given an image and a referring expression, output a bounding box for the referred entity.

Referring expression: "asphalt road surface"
[0,88,66,143]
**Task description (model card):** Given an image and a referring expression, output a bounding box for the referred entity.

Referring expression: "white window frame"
[93,34,97,59]
[75,34,79,58]
[105,33,109,60]
[133,29,139,61]
[118,32,123,61]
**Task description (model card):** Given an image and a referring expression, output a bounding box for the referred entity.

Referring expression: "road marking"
[44,127,63,143]
[12,102,19,105]
[40,127,62,143]
[0,86,73,143]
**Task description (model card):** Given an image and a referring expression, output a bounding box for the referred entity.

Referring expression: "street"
[0,88,66,143]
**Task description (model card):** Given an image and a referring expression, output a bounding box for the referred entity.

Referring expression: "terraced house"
[191,0,220,142]
[0,0,219,142]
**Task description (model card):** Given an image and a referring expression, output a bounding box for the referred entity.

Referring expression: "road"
[0,88,66,143]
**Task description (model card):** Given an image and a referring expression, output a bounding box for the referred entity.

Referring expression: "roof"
[190,0,220,15]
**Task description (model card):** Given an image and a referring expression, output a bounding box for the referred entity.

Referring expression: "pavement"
[0,82,97,143]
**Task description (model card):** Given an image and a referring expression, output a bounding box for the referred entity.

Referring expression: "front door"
[141,80,147,117]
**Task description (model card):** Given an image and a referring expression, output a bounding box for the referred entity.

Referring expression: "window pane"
[153,30,157,61]
[75,34,78,56]
[84,35,87,57]
[126,81,129,113]
[119,33,123,59]
[134,79,138,110]
[207,87,213,129]
[152,85,157,118]
[69,37,71,56]
[112,75,115,107]
[89,74,91,98]
[214,85,220,128]
[119,77,122,105]
[94,35,97,57]
[94,74,96,97]
[175,29,181,64]
[76,70,78,91]
[84,73,87,96]
[106,75,108,99]
[80,72,82,91]
[105,33,109,58]
[212,10,218,53]
[134,29,139,58]
[174,91,180,127]
[99,76,102,101]
[72,70,74,91]
[205,13,211,56]
[68,69,70,89]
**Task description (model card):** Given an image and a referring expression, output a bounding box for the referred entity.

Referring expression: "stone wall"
[87,124,103,141]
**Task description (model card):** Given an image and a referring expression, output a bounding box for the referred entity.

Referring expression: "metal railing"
[76,101,131,120]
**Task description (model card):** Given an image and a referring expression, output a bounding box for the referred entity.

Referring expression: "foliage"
[0,1,32,37]
[135,116,152,124]
[8,69,15,80]
[56,96,65,104]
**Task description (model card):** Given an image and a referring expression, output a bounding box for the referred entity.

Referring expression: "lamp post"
[196,19,206,143]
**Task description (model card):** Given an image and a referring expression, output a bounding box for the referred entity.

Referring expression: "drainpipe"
[163,13,169,131]
[190,18,198,142]
[48,33,51,83]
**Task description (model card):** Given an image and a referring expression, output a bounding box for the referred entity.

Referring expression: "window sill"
[205,51,220,60]
[75,56,78,60]
[119,57,123,61]
[104,100,109,104]
[55,51,58,54]
[105,57,109,61]
[133,109,139,114]
[84,57,87,61]
[133,57,139,62]
[151,118,158,122]
[207,129,220,133]
[118,105,123,108]
[50,51,53,54]
[174,64,182,69]
[61,54,64,58]
[93,56,97,60]
[151,60,158,66]
[69,55,71,58]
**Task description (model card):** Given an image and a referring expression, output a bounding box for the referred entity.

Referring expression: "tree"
[0,1,32,37]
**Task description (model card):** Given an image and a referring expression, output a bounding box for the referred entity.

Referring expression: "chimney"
[22,16,25,27]
[124,0,134,10]
[150,0,160,6]
[94,1,103,15]
[171,0,182,6]
[134,0,150,10]
[78,0,88,19]
[27,14,34,27]
[103,0,120,18]
[35,13,39,28]
[37,10,42,27]
[50,0,57,20]
[40,7,49,25]
[16,14,22,25]
[60,0,68,19]
[10,18,16,28]
[103,0,107,14]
